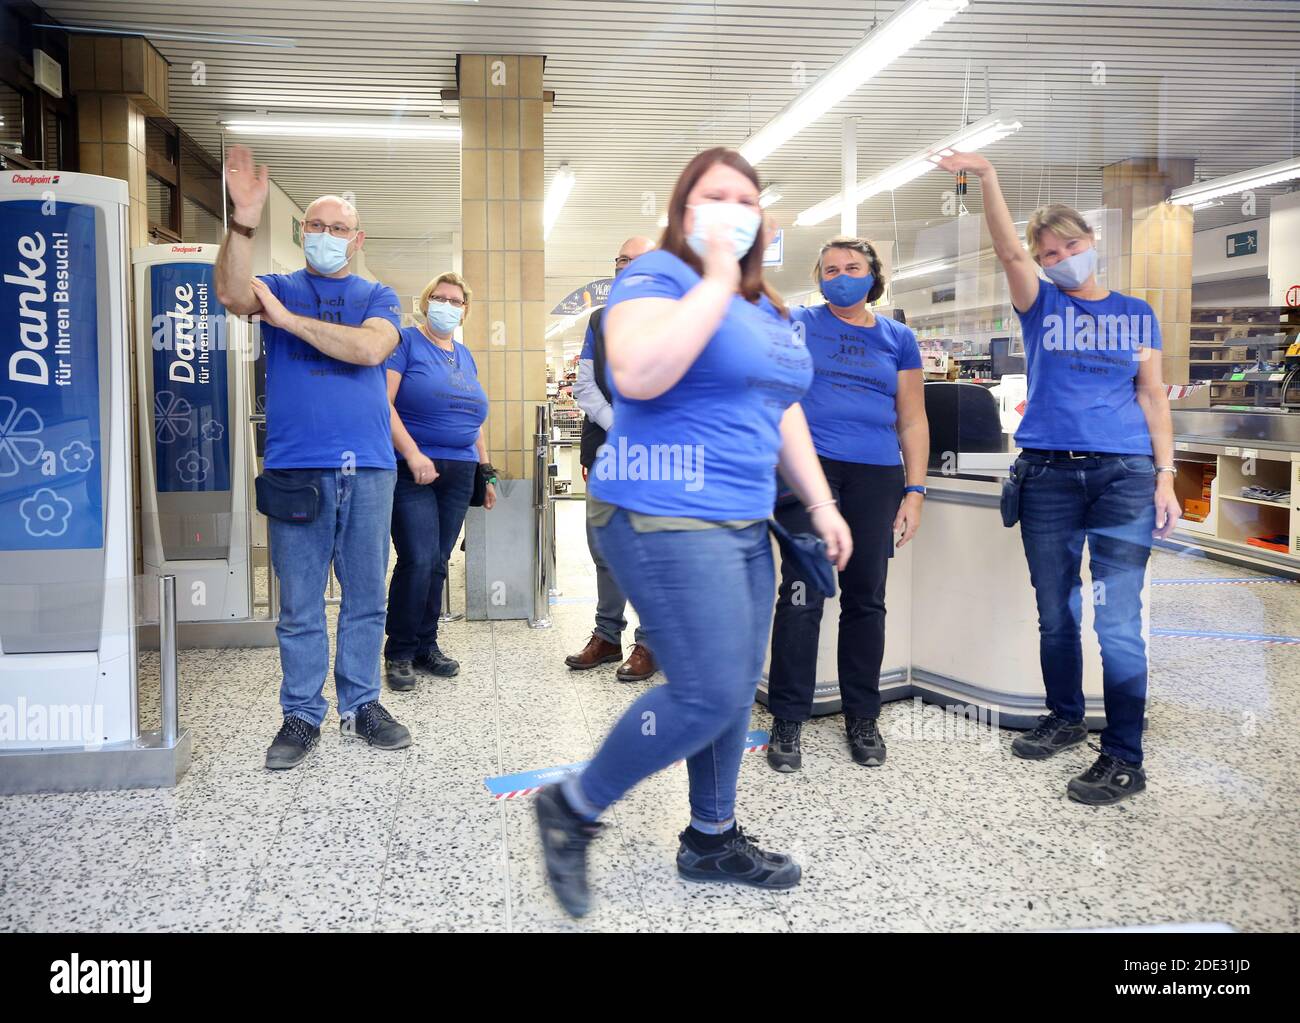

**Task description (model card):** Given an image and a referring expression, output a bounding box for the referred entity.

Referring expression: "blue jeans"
[384,458,477,660]
[1017,451,1156,765]
[268,467,396,727]
[577,509,773,827]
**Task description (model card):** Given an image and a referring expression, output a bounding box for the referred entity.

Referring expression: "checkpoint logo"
[10,172,58,185]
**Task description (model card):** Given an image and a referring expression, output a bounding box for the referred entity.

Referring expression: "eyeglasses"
[614,256,632,268]
[303,219,358,238]
[428,295,466,308]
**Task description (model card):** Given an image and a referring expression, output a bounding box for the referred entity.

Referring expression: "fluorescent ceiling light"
[1170,156,1300,206]
[1191,199,1224,212]
[544,163,576,240]
[738,0,968,166]
[796,109,1023,227]
[546,311,589,339]
[37,22,296,47]
[893,256,957,281]
[759,185,783,208]
[218,111,459,140]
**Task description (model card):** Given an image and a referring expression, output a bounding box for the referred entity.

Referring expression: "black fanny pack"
[255,470,321,524]
[1000,462,1023,528]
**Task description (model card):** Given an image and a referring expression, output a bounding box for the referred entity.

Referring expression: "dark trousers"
[384,457,477,661]
[767,459,904,722]
[1017,451,1155,765]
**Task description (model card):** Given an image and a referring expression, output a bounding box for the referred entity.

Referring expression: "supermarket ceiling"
[38,0,1300,327]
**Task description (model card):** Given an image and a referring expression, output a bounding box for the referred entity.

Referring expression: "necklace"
[422,326,457,365]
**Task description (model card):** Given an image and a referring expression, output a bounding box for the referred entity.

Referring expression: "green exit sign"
[1226,230,1258,258]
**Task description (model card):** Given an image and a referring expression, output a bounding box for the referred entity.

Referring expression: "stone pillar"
[458,53,547,479]
[1102,157,1195,385]
[69,34,169,570]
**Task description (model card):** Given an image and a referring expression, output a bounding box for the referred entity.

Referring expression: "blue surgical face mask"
[821,272,876,307]
[426,300,463,334]
[1042,246,1097,291]
[686,202,762,262]
[303,231,352,274]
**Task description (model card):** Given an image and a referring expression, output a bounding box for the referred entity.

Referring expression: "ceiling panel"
[41,0,1300,348]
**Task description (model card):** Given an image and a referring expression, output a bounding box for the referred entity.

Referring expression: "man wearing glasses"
[215,144,411,769]
[565,236,659,682]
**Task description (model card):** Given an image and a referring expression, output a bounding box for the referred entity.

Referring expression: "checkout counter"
[758,380,1131,728]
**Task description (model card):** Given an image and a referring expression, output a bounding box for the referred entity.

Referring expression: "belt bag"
[1000,463,1023,528]
[255,470,321,524]
[768,518,837,598]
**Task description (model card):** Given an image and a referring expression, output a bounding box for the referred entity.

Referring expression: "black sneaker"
[767,718,803,773]
[676,825,801,890]
[1011,712,1088,760]
[846,715,886,766]
[341,701,412,750]
[1068,745,1147,805]
[413,646,459,677]
[385,659,416,692]
[535,785,604,918]
[265,715,319,770]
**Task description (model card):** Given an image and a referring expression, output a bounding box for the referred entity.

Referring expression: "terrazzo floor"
[2,500,1297,933]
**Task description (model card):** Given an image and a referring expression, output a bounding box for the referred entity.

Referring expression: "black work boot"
[535,784,604,918]
[341,701,412,750]
[265,716,320,770]
[385,659,416,692]
[676,825,802,890]
[413,645,459,677]
[1011,712,1088,760]
[846,715,887,766]
[1068,746,1147,806]
[767,718,803,773]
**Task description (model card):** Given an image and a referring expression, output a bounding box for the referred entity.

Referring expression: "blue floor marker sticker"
[485,730,770,800]
[1152,627,1300,646]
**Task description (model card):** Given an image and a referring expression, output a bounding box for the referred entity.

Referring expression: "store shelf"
[1218,494,1290,508]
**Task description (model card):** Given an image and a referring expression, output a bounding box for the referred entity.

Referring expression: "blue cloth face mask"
[1041,246,1097,291]
[821,272,876,307]
[686,202,762,262]
[303,231,352,274]
[426,300,463,334]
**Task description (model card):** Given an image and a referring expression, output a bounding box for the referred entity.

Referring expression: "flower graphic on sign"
[153,390,193,444]
[0,396,47,478]
[20,487,72,538]
[176,451,210,485]
[201,419,225,442]
[60,440,95,474]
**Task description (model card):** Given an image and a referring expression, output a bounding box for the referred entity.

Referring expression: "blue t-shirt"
[387,328,488,462]
[1015,282,1161,455]
[579,323,595,361]
[791,304,922,466]
[589,249,813,520]
[258,270,402,470]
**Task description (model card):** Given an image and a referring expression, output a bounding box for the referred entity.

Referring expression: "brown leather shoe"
[616,644,657,682]
[565,633,622,670]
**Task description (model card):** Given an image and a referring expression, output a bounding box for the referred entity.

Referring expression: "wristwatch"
[1155,465,1177,477]
[229,219,256,238]
[903,485,928,497]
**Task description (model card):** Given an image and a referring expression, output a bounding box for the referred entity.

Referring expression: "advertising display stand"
[0,171,189,792]
[132,244,273,647]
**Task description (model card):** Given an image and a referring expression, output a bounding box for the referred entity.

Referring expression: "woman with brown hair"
[534,147,853,917]
[382,271,495,692]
